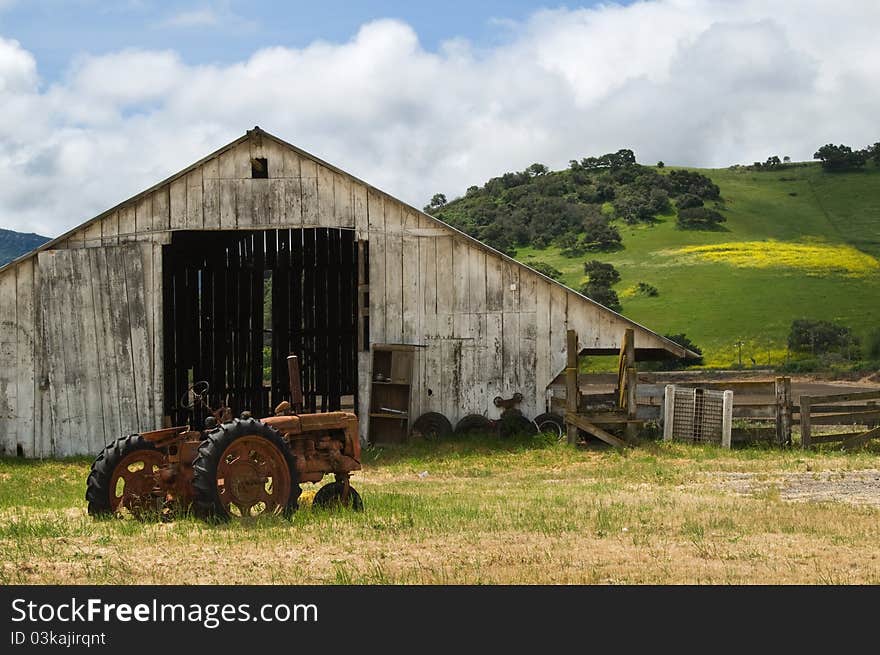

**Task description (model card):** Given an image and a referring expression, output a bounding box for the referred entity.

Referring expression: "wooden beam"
[565,411,629,448]
[566,330,578,445]
[800,395,812,449]
[803,390,880,405]
[841,425,880,451]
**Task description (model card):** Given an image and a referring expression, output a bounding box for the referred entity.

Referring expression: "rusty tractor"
[86,356,363,520]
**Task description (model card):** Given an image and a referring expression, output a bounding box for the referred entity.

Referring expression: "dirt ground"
[716,469,880,506]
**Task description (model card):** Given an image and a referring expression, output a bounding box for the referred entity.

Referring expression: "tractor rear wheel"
[193,418,300,520]
[86,434,165,518]
[313,481,364,511]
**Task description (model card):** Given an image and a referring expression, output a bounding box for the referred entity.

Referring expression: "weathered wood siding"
[0,130,678,454]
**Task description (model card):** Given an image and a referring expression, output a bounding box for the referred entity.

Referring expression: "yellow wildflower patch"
[666,240,880,277]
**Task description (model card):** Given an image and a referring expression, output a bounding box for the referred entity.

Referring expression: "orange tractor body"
[86,356,363,520]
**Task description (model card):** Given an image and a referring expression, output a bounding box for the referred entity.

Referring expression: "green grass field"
[516,164,880,367]
[3,435,880,585]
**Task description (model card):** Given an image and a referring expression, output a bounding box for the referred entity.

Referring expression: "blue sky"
[2,1,615,83]
[0,1,877,236]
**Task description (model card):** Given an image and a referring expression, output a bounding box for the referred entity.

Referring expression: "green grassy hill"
[439,162,880,368]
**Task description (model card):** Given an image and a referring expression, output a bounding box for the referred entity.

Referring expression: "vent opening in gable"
[251,157,268,178]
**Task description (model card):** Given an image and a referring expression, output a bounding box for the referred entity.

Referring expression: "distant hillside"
[428,155,880,369]
[0,229,50,267]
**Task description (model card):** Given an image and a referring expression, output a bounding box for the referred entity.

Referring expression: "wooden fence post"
[721,390,733,449]
[775,376,792,447]
[800,394,812,449]
[663,385,675,441]
[566,329,578,445]
[623,329,638,442]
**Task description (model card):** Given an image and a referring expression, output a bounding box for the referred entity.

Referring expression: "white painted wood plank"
[169,178,187,229]
[334,172,354,228]
[535,280,552,414]
[252,178,270,226]
[185,168,205,230]
[235,179,253,227]
[486,255,503,303]
[0,268,17,455]
[468,246,487,313]
[135,195,152,241]
[90,247,121,441]
[301,158,319,226]
[435,236,453,314]
[502,312,519,398]
[101,212,119,246]
[384,234,403,343]
[519,266,537,312]
[124,245,152,432]
[202,158,220,229]
[368,232,386,345]
[549,283,569,383]
[118,204,136,243]
[83,221,102,248]
[317,165,336,227]
[150,243,164,427]
[452,238,469,313]
[152,187,170,232]
[420,236,437,316]
[15,260,36,457]
[401,235,419,342]
[518,311,538,419]
[367,187,384,231]
[219,180,237,229]
[75,249,105,454]
[502,259,520,312]
[484,312,503,418]
[353,182,368,240]
[440,337,461,425]
[105,247,139,435]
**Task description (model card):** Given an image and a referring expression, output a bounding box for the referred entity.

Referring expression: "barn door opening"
[162,228,358,426]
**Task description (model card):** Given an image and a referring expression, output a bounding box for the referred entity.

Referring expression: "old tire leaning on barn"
[411,412,453,441]
[498,409,538,439]
[192,418,300,520]
[86,434,166,518]
[533,412,565,441]
[312,481,364,511]
[455,413,493,435]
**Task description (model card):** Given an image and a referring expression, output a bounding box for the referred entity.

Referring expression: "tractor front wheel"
[193,418,300,520]
[86,434,165,518]
[313,481,364,511]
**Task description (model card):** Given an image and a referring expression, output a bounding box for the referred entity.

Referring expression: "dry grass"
[2,435,880,584]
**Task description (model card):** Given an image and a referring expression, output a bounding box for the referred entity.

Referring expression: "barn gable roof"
[0,127,697,360]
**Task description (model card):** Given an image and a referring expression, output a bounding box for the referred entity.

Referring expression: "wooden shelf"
[372,380,411,386]
[370,412,409,420]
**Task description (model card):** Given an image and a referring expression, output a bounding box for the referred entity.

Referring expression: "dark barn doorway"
[162,228,359,425]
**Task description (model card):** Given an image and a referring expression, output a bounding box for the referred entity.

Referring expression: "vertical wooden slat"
[301,159,319,226]
[169,178,187,229]
[566,329,578,444]
[452,239,469,314]
[203,158,220,229]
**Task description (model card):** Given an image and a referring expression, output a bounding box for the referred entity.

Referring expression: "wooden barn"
[0,127,692,457]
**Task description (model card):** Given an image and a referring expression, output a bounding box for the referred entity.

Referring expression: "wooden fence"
[553,374,793,446]
[798,390,880,450]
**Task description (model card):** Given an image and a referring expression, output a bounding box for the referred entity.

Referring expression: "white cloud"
[164,8,220,28]
[0,1,879,236]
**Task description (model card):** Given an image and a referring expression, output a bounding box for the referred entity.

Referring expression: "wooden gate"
[798,390,880,449]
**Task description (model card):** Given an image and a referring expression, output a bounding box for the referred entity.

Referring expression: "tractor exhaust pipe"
[287,355,303,414]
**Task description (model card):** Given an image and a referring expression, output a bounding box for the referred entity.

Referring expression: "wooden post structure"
[721,390,733,449]
[566,329,579,445]
[775,376,792,447]
[800,394,812,449]
[662,384,675,441]
[623,328,638,443]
